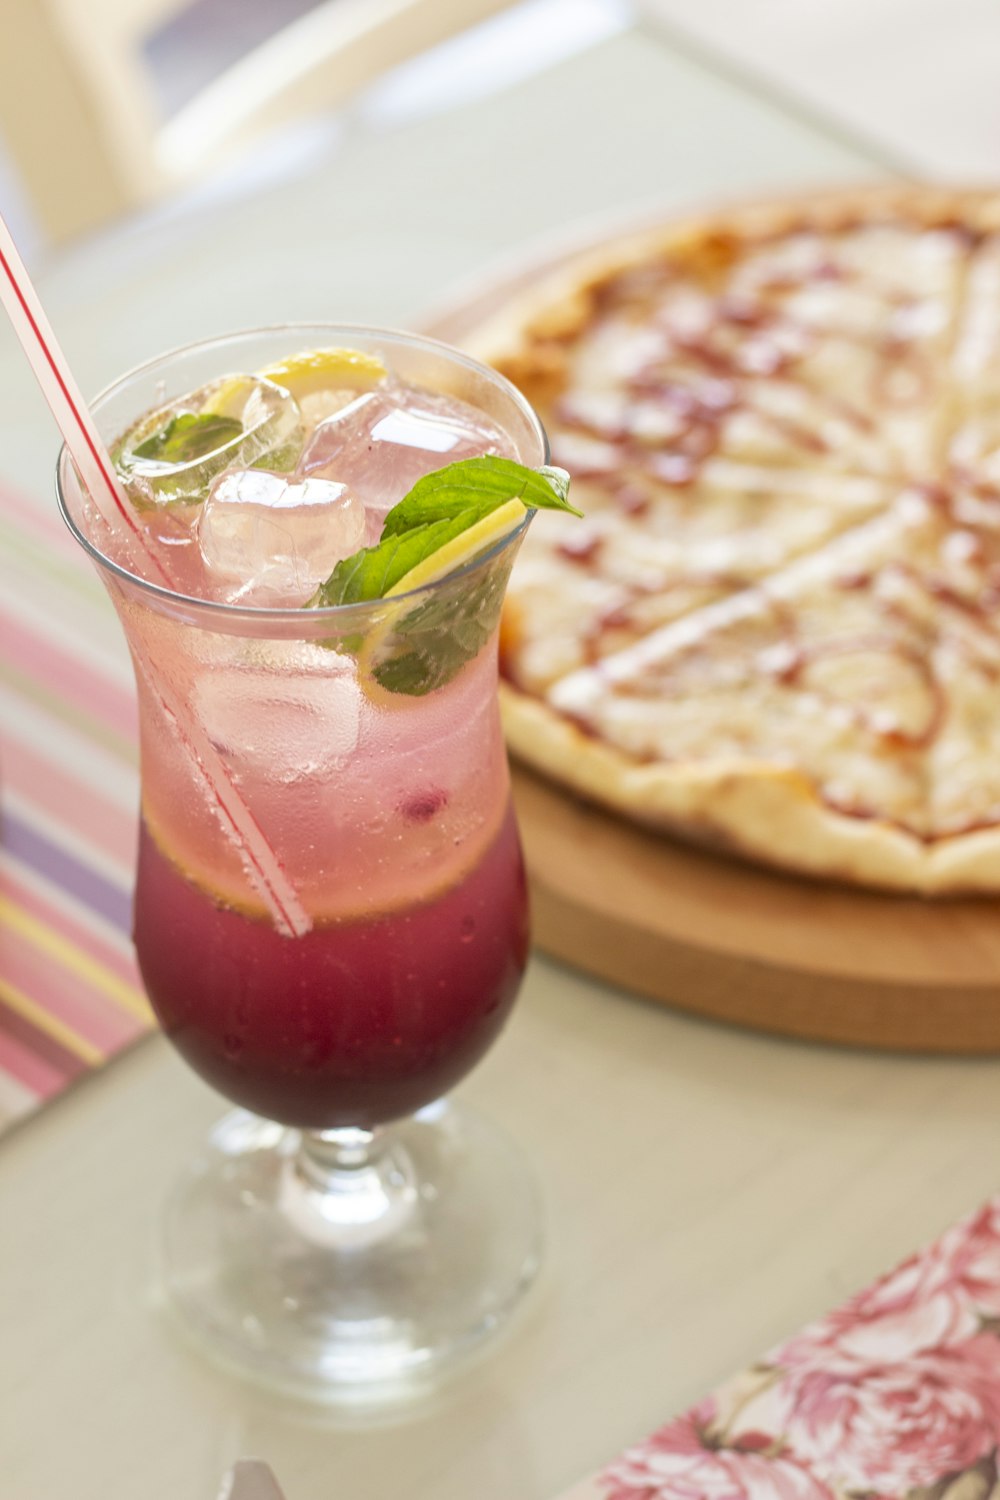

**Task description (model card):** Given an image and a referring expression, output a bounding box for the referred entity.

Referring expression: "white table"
[3,13,997,1500]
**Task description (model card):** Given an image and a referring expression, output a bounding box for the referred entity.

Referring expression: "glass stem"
[300,1126,383,1184]
[282,1125,418,1249]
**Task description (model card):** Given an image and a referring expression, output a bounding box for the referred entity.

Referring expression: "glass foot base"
[159,1101,543,1406]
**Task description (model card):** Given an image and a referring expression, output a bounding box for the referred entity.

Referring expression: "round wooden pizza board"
[510,763,1000,1054]
[425,195,1000,1055]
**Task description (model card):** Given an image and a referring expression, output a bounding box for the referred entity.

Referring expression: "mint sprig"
[368,563,510,696]
[312,457,575,610]
[308,454,578,695]
[132,411,243,466]
[312,510,482,609]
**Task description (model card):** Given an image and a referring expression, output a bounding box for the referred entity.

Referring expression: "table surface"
[4,9,1000,1500]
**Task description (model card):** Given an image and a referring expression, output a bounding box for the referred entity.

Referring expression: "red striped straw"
[0,218,172,585]
[0,214,311,938]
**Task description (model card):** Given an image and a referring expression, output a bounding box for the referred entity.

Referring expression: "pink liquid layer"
[134,804,529,1129]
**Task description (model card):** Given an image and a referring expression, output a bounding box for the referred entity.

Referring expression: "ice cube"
[198,468,365,605]
[116,375,304,508]
[195,644,362,773]
[299,384,512,542]
[298,387,368,428]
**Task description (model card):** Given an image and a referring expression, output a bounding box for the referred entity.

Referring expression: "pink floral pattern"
[781,1338,1000,1493]
[603,1401,835,1500]
[598,1198,1000,1500]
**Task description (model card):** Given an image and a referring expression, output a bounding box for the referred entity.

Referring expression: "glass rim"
[54,321,548,627]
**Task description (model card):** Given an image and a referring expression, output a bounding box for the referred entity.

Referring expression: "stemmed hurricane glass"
[56,325,548,1404]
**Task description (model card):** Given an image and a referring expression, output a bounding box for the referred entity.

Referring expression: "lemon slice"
[200,375,267,419]
[385,498,527,596]
[258,347,388,398]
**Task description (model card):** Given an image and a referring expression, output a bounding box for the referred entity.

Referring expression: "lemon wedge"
[385,498,527,597]
[258,347,388,398]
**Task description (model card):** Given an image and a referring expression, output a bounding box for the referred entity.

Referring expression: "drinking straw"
[0,216,173,585]
[0,213,312,938]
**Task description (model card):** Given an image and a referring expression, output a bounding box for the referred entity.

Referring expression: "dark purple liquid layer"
[134,805,529,1129]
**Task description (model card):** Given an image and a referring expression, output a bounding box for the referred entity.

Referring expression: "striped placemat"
[0,476,151,1133]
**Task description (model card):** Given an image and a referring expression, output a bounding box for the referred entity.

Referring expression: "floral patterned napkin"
[573,1198,1000,1500]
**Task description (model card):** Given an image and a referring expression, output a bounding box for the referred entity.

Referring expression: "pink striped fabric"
[0,474,151,1132]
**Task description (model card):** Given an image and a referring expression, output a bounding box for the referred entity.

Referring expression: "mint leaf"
[312,510,482,607]
[309,453,579,696]
[132,411,243,465]
[381,456,578,537]
[372,560,510,696]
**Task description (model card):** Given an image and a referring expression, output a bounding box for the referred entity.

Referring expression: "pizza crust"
[500,683,1000,895]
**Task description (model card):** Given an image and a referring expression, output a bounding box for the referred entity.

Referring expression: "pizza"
[468,185,1000,893]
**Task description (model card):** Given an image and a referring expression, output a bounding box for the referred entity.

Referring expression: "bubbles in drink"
[299,385,510,542]
[116,375,304,508]
[198,468,366,605]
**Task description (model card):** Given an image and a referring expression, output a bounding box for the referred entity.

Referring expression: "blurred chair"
[0,0,519,245]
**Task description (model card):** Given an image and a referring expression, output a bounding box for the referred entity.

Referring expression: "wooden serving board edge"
[512,767,1000,1055]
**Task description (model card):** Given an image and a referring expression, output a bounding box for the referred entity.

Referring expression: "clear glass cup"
[57,325,547,1405]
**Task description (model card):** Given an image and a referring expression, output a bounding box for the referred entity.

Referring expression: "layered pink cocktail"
[56,326,571,1401]
[79,334,557,1127]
